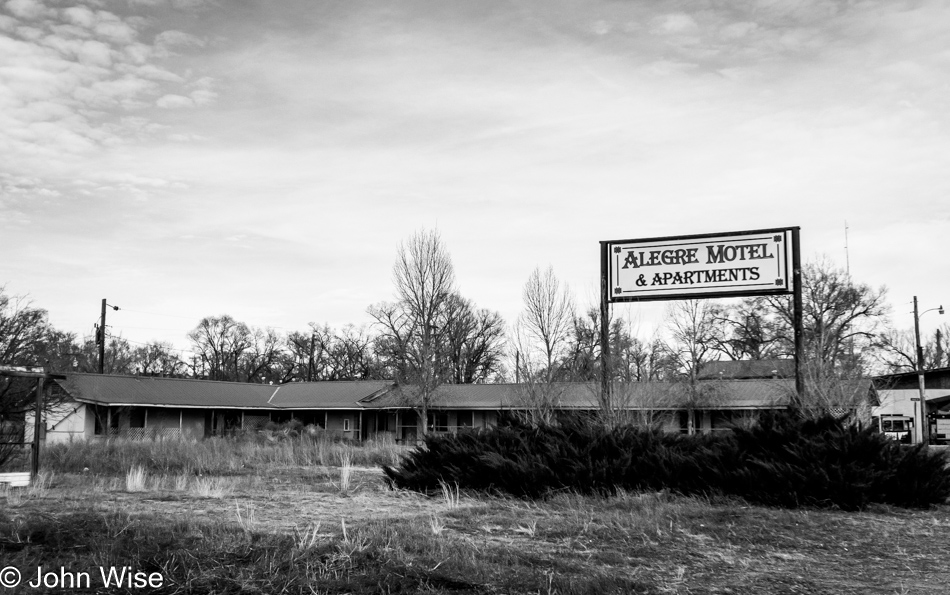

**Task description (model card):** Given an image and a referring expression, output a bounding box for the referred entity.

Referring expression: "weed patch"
[385,413,950,510]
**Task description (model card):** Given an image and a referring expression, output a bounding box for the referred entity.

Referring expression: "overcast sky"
[2,0,949,358]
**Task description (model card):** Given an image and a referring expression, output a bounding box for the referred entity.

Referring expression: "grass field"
[1,439,949,594]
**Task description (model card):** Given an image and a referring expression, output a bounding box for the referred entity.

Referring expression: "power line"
[115,307,197,320]
[104,333,197,356]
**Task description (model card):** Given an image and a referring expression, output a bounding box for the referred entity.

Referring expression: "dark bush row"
[383,412,950,510]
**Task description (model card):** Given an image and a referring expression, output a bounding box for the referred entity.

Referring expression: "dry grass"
[233,501,256,533]
[439,478,460,508]
[3,456,949,594]
[125,465,147,492]
[40,432,410,476]
[193,476,237,498]
[335,451,354,494]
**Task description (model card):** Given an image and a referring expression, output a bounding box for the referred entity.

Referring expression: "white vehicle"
[874,415,914,444]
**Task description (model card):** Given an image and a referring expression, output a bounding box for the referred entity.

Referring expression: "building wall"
[325,411,360,440]
[872,388,950,443]
[25,401,88,444]
[181,410,204,440]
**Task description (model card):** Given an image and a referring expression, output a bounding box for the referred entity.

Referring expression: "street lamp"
[913,296,944,444]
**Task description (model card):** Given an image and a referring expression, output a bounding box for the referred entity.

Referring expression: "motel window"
[457,411,474,429]
[427,411,449,432]
[129,408,146,429]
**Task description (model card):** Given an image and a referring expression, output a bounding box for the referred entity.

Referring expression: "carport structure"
[0,366,65,486]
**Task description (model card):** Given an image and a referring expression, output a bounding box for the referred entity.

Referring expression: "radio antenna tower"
[844,220,850,278]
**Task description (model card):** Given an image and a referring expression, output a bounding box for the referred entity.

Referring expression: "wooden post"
[31,377,45,480]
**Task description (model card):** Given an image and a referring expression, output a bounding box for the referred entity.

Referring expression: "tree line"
[2,230,943,429]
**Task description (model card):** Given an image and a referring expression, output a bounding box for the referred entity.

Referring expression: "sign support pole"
[792,228,804,409]
[600,241,611,413]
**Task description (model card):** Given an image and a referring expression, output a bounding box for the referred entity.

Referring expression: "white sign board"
[605,228,795,302]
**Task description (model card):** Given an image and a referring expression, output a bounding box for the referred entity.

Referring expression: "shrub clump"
[383,412,950,510]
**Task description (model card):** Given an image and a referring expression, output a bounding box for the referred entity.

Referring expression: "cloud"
[156,93,194,108]
[94,16,137,45]
[0,14,17,32]
[0,0,216,183]
[61,5,95,28]
[653,13,698,35]
[167,132,206,142]
[5,0,52,21]
[189,88,216,105]
[719,21,757,40]
[155,29,204,49]
[154,76,216,107]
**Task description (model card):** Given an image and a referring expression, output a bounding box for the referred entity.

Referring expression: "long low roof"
[361,380,795,410]
[55,374,392,410]
[55,373,796,411]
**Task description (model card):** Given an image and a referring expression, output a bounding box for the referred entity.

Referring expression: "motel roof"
[55,373,393,410]
[697,359,795,380]
[268,381,392,409]
[359,379,796,410]
[53,373,812,412]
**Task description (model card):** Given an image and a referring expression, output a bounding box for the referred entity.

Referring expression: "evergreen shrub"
[382,412,950,510]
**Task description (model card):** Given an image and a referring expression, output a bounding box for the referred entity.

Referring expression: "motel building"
[18,360,878,445]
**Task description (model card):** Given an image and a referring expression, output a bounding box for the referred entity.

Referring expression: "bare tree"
[443,294,506,384]
[560,307,673,383]
[764,257,888,414]
[513,266,575,384]
[878,325,949,373]
[712,298,783,361]
[188,315,253,381]
[664,299,727,433]
[133,341,186,377]
[242,326,285,383]
[510,266,575,425]
[368,229,457,436]
[284,327,322,382]
[665,299,722,383]
[326,324,382,380]
[766,258,888,370]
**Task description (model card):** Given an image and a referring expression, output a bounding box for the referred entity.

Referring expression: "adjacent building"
[872,367,950,444]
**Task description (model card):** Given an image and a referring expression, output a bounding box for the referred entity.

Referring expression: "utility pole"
[912,296,943,444]
[913,296,926,444]
[98,299,107,374]
[98,299,119,374]
[308,333,315,382]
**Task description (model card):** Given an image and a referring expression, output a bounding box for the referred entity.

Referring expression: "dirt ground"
[5,465,950,594]
[20,466,444,533]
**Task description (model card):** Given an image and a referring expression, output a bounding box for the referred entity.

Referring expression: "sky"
[1,0,949,359]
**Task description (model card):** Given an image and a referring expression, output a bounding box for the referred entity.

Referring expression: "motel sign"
[605,228,795,302]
